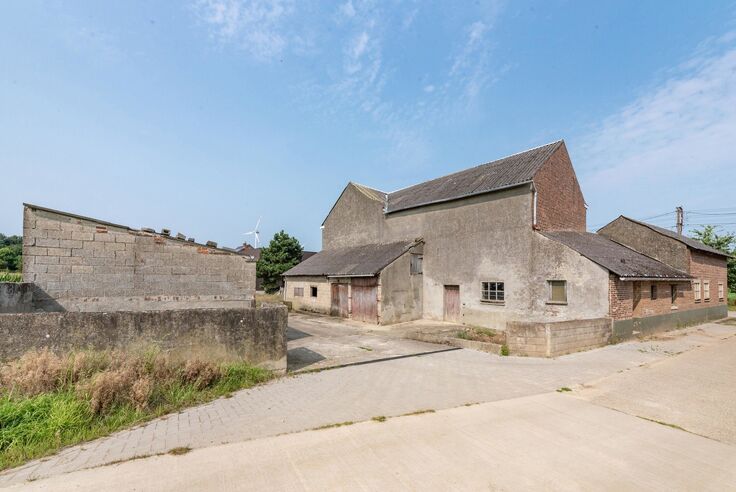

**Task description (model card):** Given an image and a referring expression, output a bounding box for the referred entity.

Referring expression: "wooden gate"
[330,283,349,318]
[351,277,378,324]
[444,285,460,322]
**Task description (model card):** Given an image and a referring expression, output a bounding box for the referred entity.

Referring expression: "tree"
[690,225,736,292]
[256,231,304,294]
[0,234,22,272]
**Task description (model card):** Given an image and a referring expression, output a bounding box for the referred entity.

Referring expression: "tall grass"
[0,272,22,282]
[0,348,274,470]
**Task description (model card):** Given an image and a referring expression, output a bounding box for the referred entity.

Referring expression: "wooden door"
[351,277,378,324]
[330,283,349,318]
[444,285,460,322]
[632,282,641,316]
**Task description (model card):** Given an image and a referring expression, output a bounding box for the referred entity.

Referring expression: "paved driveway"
[1,319,734,487]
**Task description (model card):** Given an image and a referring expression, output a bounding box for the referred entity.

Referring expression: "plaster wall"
[379,246,423,324]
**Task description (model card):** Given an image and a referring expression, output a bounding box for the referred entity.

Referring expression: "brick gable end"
[533,143,587,232]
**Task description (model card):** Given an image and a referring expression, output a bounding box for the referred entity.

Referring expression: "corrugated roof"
[613,216,731,258]
[542,231,691,280]
[283,240,419,277]
[352,183,387,202]
[385,141,562,213]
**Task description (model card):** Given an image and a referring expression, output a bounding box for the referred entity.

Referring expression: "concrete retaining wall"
[0,305,288,373]
[507,318,611,357]
[612,305,728,341]
[0,282,36,313]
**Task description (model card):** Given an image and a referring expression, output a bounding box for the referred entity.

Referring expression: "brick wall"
[608,275,633,320]
[23,206,255,311]
[689,250,729,306]
[533,143,587,232]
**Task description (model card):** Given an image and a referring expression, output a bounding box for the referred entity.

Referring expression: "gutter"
[619,277,692,282]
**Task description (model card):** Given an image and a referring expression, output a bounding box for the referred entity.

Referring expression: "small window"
[694,280,701,302]
[650,285,657,300]
[718,282,724,301]
[703,281,710,302]
[410,254,423,275]
[481,281,504,303]
[547,280,567,304]
[310,286,318,298]
[294,287,304,297]
[670,285,677,304]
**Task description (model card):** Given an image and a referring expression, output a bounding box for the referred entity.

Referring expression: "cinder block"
[94,233,114,242]
[26,246,48,256]
[46,247,72,257]
[46,264,72,274]
[71,265,94,274]
[115,234,136,244]
[72,231,94,241]
[35,256,60,265]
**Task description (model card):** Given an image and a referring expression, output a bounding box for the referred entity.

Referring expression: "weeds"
[0,272,22,283]
[401,409,435,417]
[371,416,387,423]
[168,446,192,456]
[500,344,510,356]
[556,387,572,393]
[314,421,354,430]
[456,326,506,344]
[0,348,274,471]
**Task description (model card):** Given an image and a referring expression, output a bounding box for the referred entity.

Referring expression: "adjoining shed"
[283,240,423,324]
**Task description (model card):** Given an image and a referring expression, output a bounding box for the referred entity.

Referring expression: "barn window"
[718,282,724,301]
[670,285,677,304]
[547,280,567,304]
[650,284,657,300]
[310,286,318,297]
[294,287,304,297]
[481,281,504,302]
[694,280,701,302]
[410,254,423,275]
[703,281,710,301]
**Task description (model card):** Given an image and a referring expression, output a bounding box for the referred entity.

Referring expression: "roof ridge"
[613,215,730,257]
[386,140,563,195]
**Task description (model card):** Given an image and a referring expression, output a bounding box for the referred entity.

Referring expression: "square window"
[481,281,504,303]
[410,254,423,275]
[310,286,318,298]
[650,284,657,300]
[548,280,567,304]
[294,287,304,297]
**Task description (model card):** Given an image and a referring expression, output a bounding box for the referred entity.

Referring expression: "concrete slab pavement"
[11,392,736,491]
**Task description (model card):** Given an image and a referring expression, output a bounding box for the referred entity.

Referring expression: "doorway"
[443,285,460,322]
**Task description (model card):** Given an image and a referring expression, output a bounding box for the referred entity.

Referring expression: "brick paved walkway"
[1,321,733,487]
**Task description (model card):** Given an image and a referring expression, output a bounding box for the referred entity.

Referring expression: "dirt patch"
[456,326,506,345]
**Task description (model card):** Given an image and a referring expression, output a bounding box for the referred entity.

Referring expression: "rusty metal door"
[444,285,460,322]
[330,283,349,318]
[351,277,378,324]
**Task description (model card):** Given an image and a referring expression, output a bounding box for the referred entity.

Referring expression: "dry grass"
[0,348,274,470]
[455,326,506,345]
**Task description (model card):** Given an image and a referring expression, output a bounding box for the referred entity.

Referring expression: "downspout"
[531,183,538,229]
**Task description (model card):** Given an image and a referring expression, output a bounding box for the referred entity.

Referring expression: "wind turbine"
[243,217,261,248]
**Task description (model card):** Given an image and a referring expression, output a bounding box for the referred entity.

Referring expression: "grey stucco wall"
[598,218,690,272]
[322,184,385,250]
[23,206,255,312]
[0,306,288,373]
[379,245,423,324]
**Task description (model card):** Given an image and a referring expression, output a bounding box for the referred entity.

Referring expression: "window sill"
[546,301,568,305]
[480,300,505,305]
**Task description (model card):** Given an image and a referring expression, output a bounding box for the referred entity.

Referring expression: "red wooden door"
[351,277,378,324]
[331,283,349,317]
[444,285,460,322]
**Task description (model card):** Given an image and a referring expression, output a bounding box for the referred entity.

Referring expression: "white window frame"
[718,282,724,301]
[481,281,505,304]
[694,280,701,302]
[547,280,567,305]
[703,280,710,302]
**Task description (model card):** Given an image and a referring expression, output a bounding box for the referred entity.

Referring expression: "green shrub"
[500,344,510,356]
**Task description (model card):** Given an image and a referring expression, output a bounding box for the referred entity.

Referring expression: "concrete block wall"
[284,276,332,315]
[0,305,288,373]
[0,283,35,313]
[23,205,256,312]
[507,318,611,357]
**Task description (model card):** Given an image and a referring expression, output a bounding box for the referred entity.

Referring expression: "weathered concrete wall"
[284,276,332,315]
[0,282,35,313]
[23,205,255,312]
[379,246,423,324]
[322,184,385,250]
[598,217,690,272]
[507,318,611,357]
[0,306,287,373]
[612,304,728,342]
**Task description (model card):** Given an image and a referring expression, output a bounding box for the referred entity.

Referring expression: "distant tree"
[0,234,22,272]
[690,225,735,292]
[256,231,304,294]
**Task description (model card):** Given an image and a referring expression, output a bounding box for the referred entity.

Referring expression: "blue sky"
[2,1,735,251]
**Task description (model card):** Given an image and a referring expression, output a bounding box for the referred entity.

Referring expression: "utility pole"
[676,206,684,235]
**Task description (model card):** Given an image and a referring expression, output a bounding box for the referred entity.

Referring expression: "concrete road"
[11,392,736,491]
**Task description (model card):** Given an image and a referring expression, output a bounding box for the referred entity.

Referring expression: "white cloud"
[194,0,294,60]
[577,34,736,226]
[338,1,356,19]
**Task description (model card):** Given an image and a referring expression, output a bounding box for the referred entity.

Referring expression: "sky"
[1,1,735,251]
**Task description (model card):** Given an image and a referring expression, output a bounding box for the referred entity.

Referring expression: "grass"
[455,325,506,345]
[728,292,736,311]
[556,387,572,393]
[0,271,22,283]
[255,293,284,307]
[313,421,354,430]
[371,415,387,423]
[637,416,687,432]
[0,348,274,471]
[401,409,435,417]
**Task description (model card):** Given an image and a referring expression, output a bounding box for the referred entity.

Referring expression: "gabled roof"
[605,216,731,258]
[321,182,386,226]
[385,140,563,213]
[283,240,420,277]
[541,231,691,280]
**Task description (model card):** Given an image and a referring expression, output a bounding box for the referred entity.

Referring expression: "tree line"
[0,234,22,272]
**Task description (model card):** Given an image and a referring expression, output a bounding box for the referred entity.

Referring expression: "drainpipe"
[531,184,538,229]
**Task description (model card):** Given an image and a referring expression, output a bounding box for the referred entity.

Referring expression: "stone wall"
[23,205,255,312]
[506,318,612,357]
[0,305,288,373]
